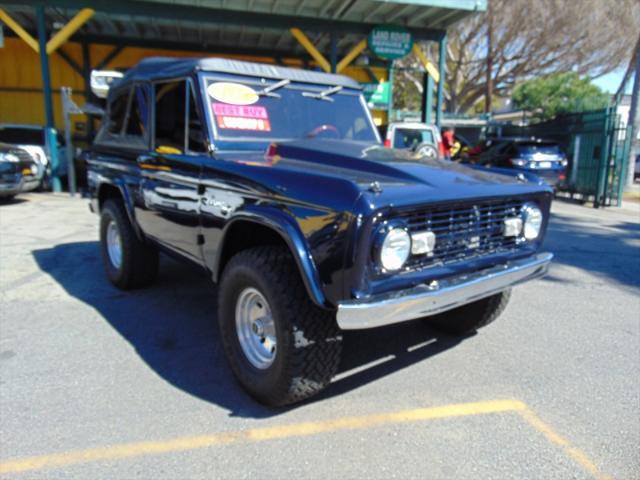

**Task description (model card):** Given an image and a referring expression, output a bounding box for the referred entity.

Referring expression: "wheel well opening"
[98,184,123,210]
[217,221,288,279]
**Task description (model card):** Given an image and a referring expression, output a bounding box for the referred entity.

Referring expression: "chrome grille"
[396,200,525,270]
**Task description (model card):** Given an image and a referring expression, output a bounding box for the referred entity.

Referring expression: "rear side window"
[106,89,129,135]
[154,81,186,153]
[393,128,435,149]
[95,85,149,149]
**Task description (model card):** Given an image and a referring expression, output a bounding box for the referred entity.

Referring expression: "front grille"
[396,199,526,270]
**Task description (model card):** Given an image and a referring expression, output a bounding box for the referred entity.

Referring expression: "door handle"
[137,155,170,172]
[136,155,153,166]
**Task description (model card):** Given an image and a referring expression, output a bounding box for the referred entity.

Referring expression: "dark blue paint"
[87,59,553,309]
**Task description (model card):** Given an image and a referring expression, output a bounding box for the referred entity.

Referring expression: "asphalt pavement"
[0,193,638,479]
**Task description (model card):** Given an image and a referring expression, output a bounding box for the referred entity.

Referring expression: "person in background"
[442,127,455,160]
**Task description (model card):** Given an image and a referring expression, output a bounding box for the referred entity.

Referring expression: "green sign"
[362,82,390,106]
[368,25,413,60]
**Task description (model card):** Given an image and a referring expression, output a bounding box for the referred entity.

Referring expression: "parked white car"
[378,121,442,159]
[0,124,68,189]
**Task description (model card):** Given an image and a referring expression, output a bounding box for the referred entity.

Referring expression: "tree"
[511,72,609,121]
[393,0,640,114]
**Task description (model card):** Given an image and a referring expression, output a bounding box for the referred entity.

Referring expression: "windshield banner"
[212,102,271,131]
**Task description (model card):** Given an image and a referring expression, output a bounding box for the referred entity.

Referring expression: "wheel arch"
[97,182,143,240]
[213,213,328,309]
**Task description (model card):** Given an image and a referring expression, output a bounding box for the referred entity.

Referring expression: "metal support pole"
[387,61,394,122]
[329,32,337,73]
[61,87,77,196]
[81,41,95,140]
[36,6,53,129]
[422,73,433,124]
[625,45,640,188]
[37,6,62,192]
[436,34,446,128]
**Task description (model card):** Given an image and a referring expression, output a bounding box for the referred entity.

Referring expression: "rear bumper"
[336,253,552,330]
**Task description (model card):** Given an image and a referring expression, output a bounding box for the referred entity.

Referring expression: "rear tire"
[218,246,342,406]
[99,199,158,289]
[424,290,511,335]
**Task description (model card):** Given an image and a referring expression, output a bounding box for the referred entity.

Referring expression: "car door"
[135,79,204,263]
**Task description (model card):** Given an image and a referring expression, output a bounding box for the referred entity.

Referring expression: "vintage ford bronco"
[88,58,552,406]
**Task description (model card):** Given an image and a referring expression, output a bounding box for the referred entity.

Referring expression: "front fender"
[213,206,328,309]
[95,178,143,240]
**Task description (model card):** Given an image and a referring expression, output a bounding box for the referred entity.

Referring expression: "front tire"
[218,246,342,406]
[424,290,511,335]
[99,199,158,289]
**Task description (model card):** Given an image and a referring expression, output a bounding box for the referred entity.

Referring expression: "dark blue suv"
[88,58,553,406]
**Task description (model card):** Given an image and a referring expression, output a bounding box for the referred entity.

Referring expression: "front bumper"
[337,252,552,330]
[0,179,24,197]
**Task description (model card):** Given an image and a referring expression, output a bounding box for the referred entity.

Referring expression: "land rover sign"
[368,25,413,60]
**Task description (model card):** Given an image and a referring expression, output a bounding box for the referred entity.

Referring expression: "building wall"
[0,37,388,131]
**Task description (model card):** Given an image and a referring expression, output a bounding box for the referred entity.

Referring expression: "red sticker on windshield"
[212,102,271,131]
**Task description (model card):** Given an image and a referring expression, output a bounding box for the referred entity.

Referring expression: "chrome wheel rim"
[106,220,123,270]
[235,287,276,369]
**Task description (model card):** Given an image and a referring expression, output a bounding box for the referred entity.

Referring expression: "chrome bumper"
[336,253,552,330]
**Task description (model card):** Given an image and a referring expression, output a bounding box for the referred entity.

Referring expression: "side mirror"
[91,70,124,99]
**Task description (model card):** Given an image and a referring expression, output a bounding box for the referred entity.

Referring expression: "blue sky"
[591,68,629,94]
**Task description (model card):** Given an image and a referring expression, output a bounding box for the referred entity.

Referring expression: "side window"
[106,88,129,135]
[187,84,207,153]
[154,80,186,154]
[125,85,149,138]
[94,87,130,145]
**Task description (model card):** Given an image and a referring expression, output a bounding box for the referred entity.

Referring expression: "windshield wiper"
[256,79,290,98]
[302,85,343,102]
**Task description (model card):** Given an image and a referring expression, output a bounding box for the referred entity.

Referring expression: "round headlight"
[379,227,411,271]
[521,203,543,240]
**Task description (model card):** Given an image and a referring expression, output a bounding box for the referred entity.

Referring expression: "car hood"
[217,139,551,211]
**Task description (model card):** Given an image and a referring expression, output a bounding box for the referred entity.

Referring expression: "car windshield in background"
[393,128,435,149]
[203,77,378,143]
[0,127,45,145]
[516,142,562,156]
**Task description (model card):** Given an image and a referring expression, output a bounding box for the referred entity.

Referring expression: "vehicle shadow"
[0,197,29,206]
[32,242,464,418]
[543,212,640,289]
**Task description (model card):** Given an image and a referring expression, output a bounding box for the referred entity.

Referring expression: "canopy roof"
[3,0,486,59]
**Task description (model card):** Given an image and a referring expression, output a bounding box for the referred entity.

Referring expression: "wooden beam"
[46,8,95,55]
[290,27,331,73]
[0,8,39,52]
[336,38,367,73]
[412,44,439,83]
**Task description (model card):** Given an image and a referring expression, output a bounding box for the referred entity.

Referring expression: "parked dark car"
[87,58,553,406]
[466,137,568,187]
[0,143,39,200]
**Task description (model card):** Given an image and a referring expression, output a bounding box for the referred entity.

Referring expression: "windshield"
[516,142,562,155]
[393,128,435,149]
[0,127,45,145]
[202,75,379,144]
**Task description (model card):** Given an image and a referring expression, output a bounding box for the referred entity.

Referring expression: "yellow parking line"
[518,409,612,480]
[0,399,524,474]
[0,398,610,480]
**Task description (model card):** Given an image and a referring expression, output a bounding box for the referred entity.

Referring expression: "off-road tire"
[99,199,158,289]
[424,289,511,335]
[218,246,342,407]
